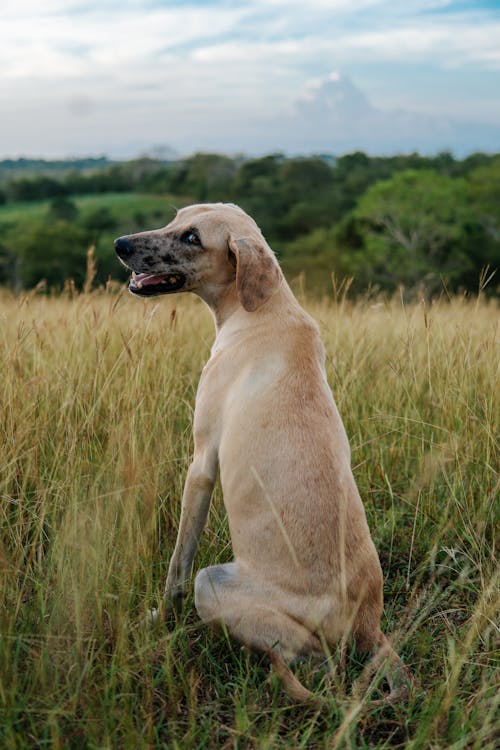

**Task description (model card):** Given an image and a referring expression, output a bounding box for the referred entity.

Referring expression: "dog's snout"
[114,237,134,258]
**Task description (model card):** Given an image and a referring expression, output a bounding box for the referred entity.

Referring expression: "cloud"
[3,1,500,81]
[334,23,500,69]
[270,72,500,155]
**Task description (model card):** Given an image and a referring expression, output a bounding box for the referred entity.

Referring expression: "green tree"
[81,207,118,234]
[233,155,286,238]
[276,158,339,239]
[0,241,22,290]
[467,157,500,232]
[462,158,500,289]
[48,195,79,222]
[6,220,90,288]
[166,153,238,201]
[280,158,333,203]
[337,170,475,293]
[9,175,68,201]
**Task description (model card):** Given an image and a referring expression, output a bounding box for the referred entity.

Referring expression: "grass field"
[0,193,177,226]
[0,286,498,749]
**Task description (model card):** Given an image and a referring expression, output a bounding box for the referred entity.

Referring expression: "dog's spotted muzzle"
[114,236,186,296]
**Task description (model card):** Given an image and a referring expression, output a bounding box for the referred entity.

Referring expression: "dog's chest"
[194,346,285,443]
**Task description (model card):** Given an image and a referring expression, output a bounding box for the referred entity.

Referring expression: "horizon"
[1,144,500,165]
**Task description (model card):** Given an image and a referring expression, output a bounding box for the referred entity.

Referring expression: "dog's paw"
[142,603,177,628]
[145,607,161,627]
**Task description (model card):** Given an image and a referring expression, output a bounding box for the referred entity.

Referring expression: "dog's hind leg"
[194,563,324,704]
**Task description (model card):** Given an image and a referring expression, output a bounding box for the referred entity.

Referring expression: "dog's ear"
[228,235,281,312]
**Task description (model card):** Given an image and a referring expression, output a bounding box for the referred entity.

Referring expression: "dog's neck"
[204,284,241,332]
[204,280,306,359]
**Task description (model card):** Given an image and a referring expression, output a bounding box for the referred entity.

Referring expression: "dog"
[114,203,410,704]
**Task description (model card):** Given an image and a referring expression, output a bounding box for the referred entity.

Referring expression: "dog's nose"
[114,237,134,258]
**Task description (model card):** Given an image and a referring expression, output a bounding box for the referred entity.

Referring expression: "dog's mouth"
[128,272,186,297]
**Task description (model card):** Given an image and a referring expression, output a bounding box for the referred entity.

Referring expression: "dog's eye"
[181,230,201,246]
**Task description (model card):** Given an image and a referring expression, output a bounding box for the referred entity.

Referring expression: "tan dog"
[115,203,409,703]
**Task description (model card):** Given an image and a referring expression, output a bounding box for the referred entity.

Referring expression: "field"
[0,285,498,749]
[0,193,175,226]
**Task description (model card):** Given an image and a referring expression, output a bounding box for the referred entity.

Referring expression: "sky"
[1,0,500,159]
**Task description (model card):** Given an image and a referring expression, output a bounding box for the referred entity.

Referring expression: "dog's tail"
[268,650,324,707]
[268,636,411,708]
[353,633,412,706]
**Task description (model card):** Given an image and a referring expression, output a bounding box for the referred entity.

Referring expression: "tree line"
[0,151,498,295]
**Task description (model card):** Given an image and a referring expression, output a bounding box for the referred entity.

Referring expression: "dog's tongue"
[132,272,169,287]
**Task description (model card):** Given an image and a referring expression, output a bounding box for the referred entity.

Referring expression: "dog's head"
[114,203,281,312]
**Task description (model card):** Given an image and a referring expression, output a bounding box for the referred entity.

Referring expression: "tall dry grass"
[0,285,498,749]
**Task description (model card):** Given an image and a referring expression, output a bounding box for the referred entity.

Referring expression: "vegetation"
[0,151,498,296]
[0,286,498,749]
[0,157,111,186]
[0,193,180,291]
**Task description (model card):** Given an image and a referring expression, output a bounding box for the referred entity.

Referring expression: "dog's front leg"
[164,450,218,612]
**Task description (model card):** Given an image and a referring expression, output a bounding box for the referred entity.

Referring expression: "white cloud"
[2,1,500,79]
[334,23,500,69]
[0,3,250,78]
[280,73,500,155]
